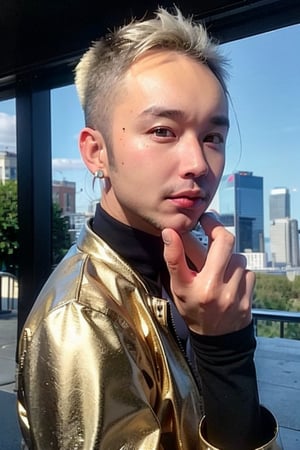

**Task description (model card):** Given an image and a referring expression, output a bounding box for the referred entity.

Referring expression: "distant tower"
[218,171,264,253]
[270,218,300,267]
[269,187,290,220]
[269,187,299,267]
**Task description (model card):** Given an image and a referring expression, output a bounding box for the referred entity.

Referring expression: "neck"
[92,204,166,294]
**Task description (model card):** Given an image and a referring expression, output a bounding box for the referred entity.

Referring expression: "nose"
[179,138,209,179]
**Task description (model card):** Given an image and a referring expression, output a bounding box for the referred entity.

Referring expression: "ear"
[79,127,108,176]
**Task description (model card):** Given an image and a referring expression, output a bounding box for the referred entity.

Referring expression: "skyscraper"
[218,171,264,253]
[269,187,300,267]
[269,187,290,220]
[270,218,300,267]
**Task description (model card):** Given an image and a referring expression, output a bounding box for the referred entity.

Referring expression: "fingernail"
[205,210,220,221]
[162,229,171,245]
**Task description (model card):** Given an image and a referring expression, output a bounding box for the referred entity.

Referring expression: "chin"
[167,219,197,234]
[148,211,198,234]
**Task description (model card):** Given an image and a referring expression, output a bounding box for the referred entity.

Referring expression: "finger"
[222,258,248,308]
[162,228,195,285]
[223,253,247,284]
[199,213,235,280]
[181,231,207,272]
[223,255,256,307]
[240,270,256,306]
[200,211,232,244]
[210,255,246,311]
[237,270,256,327]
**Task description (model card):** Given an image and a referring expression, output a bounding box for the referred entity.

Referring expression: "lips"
[168,190,207,209]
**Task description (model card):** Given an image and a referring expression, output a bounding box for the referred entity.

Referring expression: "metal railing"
[0,272,18,313]
[252,308,300,338]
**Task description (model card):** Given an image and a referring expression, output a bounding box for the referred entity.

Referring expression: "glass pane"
[51,84,98,265]
[49,25,300,276]
[215,25,300,345]
[0,98,17,274]
[0,98,18,402]
[215,24,300,270]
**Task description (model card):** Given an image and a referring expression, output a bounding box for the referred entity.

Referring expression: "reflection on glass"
[0,99,18,275]
[49,25,300,274]
[50,85,99,264]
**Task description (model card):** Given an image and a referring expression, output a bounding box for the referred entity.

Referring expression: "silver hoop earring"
[92,169,104,190]
[94,169,104,179]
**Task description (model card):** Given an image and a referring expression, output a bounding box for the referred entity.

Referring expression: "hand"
[162,213,255,335]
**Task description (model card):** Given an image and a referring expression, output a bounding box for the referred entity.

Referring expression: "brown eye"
[153,127,174,138]
[204,133,224,144]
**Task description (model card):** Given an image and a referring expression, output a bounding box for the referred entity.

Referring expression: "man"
[17,7,280,449]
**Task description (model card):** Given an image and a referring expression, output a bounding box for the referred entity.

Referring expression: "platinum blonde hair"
[75,7,228,132]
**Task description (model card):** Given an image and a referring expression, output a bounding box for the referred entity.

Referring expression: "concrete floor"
[0,311,21,450]
[255,337,300,449]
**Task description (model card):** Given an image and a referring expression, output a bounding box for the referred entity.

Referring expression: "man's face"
[101,51,229,235]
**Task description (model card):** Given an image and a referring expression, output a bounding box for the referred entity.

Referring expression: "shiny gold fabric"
[17,221,280,449]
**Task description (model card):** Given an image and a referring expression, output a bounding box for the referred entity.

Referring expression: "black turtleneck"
[91,203,269,449]
[92,204,168,296]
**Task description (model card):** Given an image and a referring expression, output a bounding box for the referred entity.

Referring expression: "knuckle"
[200,280,219,304]
[240,301,251,314]
[224,290,234,305]
[166,260,177,271]
[221,228,235,247]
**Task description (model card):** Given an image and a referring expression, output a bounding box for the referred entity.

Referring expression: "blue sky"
[1,22,300,236]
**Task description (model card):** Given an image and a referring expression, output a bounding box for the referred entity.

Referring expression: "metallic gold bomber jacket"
[17,221,280,450]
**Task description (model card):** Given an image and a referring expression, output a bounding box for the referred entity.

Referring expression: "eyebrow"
[139,106,230,129]
[210,115,230,129]
[139,106,184,120]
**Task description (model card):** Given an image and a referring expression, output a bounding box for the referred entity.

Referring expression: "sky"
[0,22,300,237]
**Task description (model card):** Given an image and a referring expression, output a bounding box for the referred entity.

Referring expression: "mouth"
[168,190,208,209]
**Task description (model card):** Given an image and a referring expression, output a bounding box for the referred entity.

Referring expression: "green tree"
[253,273,300,339]
[0,181,71,272]
[253,273,294,310]
[0,180,19,274]
[52,202,71,265]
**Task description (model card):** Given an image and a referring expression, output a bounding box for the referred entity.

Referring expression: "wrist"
[199,405,281,450]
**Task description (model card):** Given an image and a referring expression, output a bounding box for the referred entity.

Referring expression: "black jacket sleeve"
[190,321,273,449]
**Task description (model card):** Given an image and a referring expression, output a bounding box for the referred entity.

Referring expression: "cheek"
[207,151,225,174]
[118,139,158,171]
[207,154,225,187]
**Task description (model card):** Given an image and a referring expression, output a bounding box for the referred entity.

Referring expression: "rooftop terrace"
[0,311,299,449]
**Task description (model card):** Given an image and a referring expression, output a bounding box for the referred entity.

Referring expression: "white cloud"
[0,112,16,149]
[52,158,85,170]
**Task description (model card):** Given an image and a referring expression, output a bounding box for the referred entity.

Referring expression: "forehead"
[118,50,228,120]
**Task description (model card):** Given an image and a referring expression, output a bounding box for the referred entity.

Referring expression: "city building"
[218,171,264,253]
[241,250,268,270]
[270,218,300,267]
[269,187,300,268]
[52,179,76,214]
[0,150,17,183]
[269,187,290,220]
